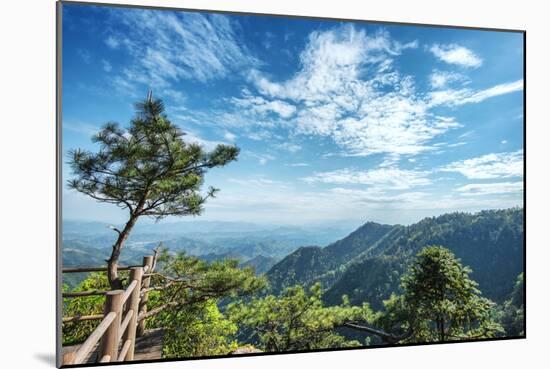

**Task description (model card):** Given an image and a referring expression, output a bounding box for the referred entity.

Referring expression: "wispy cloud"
[428,80,523,107]
[456,181,523,196]
[286,163,310,167]
[244,151,276,165]
[440,150,523,179]
[106,9,258,96]
[429,70,468,89]
[429,43,483,68]
[105,35,120,49]
[274,142,302,153]
[231,92,296,119]
[223,131,237,142]
[303,167,432,190]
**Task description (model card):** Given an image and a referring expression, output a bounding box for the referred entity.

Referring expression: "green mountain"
[267,208,524,309]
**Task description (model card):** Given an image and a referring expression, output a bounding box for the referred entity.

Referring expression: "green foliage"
[68,96,239,220]
[228,283,373,352]
[62,273,112,345]
[376,246,504,343]
[499,273,525,336]
[154,249,267,302]
[154,300,239,358]
[141,251,266,357]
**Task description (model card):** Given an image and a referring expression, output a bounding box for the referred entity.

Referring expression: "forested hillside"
[267,208,524,308]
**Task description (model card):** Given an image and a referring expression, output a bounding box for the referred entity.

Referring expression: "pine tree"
[67,93,239,288]
[397,246,503,341]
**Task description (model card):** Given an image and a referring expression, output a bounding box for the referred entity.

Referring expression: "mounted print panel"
[57,1,525,367]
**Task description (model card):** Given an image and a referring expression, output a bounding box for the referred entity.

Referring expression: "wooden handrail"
[118,309,134,342]
[122,267,143,360]
[62,255,155,364]
[121,280,138,305]
[63,314,104,323]
[118,340,132,362]
[137,256,154,337]
[63,290,108,298]
[73,312,117,364]
[62,265,137,273]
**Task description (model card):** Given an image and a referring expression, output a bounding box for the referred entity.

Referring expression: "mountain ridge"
[266,207,524,309]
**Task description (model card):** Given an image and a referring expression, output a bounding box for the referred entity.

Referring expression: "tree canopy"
[375,246,503,342]
[228,283,372,352]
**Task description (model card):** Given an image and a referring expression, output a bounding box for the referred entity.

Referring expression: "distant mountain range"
[266,208,524,309]
[61,219,358,285]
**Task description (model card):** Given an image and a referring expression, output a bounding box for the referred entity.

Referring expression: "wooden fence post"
[99,290,124,362]
[137,256,154,337]
[62,351,76,365]
[122,267,143,361]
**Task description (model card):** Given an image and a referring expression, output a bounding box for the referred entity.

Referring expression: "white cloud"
[428,80,523,107]
[105,35,120,49]
[456,182,523,196]
[108,10,258,93]
[448,141,467,147]
[429,44,483,68]
[189,25,518,160]
[244,151,276,165]
[223,131,237,142]
[303,167,432,190]
[182,131,226,151]
[286,163,310,167]
[162,89,186,106]
[274,142,302,153]
[501,140,508,144]
[231,94,296,119]
[246,130,273,141]
[429,70,468,89]
[244,25,459,157]
[463,80,524,104]
[440,150,523,179]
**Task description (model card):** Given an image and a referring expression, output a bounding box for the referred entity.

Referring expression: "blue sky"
[61,3,524,226]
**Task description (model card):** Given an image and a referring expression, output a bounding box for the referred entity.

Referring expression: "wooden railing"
[62,255,156,365]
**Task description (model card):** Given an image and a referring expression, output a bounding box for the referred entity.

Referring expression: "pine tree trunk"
[107,214,139,289]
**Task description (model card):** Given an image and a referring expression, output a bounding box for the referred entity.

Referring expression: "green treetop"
[228,283,373,352]
[375,246,503,342]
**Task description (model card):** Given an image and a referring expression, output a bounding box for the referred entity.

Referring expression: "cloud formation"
[440,150,523,179]
[428,80,523,107]
[303,167,432,190]
[106,10,258,93]
[429,43,483,68]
